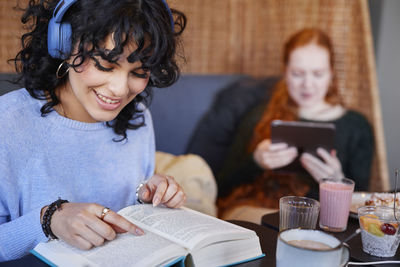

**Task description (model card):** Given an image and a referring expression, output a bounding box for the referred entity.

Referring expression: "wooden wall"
[0,1,24,72]
[0,0,388,190]
[0,0,375,109]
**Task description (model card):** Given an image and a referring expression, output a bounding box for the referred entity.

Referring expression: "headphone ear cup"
[47,17,60,58]
[47,18,72,59]
[58,22,72,59]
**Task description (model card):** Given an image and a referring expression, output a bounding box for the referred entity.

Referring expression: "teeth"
[97,93,119,104]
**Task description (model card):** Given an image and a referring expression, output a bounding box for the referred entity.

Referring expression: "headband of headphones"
[48,0,174,59]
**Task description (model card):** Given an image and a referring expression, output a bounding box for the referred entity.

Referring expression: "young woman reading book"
[0,0,186,261]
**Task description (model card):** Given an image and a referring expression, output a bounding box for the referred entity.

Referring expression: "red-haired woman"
[217,29,373,220]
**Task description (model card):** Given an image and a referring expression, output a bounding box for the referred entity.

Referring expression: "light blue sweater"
[0,89,155,261]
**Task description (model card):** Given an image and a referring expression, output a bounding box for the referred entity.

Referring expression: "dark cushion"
[149,74,247,155]
[0,73,21,96]
[185,76,279,175]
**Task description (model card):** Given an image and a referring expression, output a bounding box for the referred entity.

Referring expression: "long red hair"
[248,28,342,152]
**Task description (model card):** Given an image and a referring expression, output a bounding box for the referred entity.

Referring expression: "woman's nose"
[108,72,129,97]
[302,74,313,89]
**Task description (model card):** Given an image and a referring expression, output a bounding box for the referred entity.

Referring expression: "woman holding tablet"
[217,29,373,220]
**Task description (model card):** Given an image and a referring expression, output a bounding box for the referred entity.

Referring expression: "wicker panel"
[173,0,388,191]
[0,1,25,72]
[0,0,389,190]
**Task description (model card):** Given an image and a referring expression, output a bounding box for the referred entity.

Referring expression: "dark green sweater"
[217,103,374,199]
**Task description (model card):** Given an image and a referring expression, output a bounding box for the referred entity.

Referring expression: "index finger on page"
[103,211,144,236]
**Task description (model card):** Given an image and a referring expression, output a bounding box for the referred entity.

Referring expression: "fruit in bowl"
[358,206,400,257]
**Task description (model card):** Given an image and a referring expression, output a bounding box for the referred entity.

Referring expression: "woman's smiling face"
[58,35,150,123]
[285,43,333,111]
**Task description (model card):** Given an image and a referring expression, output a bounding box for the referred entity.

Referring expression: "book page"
[118,204,256,251]
[34,230,186,267]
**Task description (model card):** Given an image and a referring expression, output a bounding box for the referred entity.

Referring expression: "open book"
[31,204,264,266]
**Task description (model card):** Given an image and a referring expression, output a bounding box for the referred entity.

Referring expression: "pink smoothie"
[319,181,354,230]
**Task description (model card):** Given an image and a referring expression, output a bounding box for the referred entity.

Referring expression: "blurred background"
[0,0,398,189]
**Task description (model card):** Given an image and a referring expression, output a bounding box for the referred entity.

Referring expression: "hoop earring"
[56,61,70,79]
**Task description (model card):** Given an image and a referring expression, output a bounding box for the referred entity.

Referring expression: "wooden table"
[261,212,400,267]
[230,220,277,266]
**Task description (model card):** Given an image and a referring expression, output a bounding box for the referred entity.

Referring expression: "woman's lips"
[300,93,313,99]
[94,91,122,110]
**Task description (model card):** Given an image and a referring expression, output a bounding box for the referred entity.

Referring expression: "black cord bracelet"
[41,198,69,240]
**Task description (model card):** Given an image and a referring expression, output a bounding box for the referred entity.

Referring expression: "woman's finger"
[172,194,187,209]
[271,147,298,158]
[268,142,289,151]
[163,190,186,208]
[75,224,106,247]
[316,148,338,167]
[301,157,324,181]
[317,147,342,169]
[160,175,180,203]
[264,153,296,169]
[262,147,298,169]
[68,234,93,250]
[151,178,168,206]
[101,209,144,236]
[81,209,117,241]
[301,153,334,181]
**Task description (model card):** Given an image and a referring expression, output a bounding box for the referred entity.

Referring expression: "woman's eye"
[314,71,325,78]
[291,71,303,77]
[130,69,149,78]
[93,58,114,72]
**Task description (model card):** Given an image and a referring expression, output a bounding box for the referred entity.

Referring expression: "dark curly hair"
[12,0,186,140]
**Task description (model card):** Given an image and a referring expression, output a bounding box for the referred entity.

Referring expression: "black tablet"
[270,120,336,173]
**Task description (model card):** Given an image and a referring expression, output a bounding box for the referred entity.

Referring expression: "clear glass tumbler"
[358,206,400,257]
[279,196,320,232]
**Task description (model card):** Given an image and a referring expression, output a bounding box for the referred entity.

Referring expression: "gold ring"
[100,207,111,220]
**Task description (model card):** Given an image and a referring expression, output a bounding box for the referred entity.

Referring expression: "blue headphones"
[47,0,174,59]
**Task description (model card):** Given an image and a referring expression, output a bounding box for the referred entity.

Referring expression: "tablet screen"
[270,120,335,173]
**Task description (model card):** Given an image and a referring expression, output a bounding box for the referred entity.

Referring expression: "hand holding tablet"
[269,120,337,175]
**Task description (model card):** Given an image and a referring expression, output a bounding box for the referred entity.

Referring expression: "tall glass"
[279,196,320,231]
[319,178,355,232]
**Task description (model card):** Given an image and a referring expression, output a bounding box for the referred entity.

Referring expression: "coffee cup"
[276,228,350,267]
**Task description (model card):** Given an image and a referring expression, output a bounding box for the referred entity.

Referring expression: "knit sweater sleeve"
[0,146,47,261]
[0,207,46,261]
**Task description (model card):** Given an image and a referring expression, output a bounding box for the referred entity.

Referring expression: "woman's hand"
[137,174,186,208]
[48,203,144,250]
[253,139,298,170]
[300,148,344,183]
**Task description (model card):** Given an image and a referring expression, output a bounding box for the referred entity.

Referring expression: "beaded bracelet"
[41,198,69,240]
